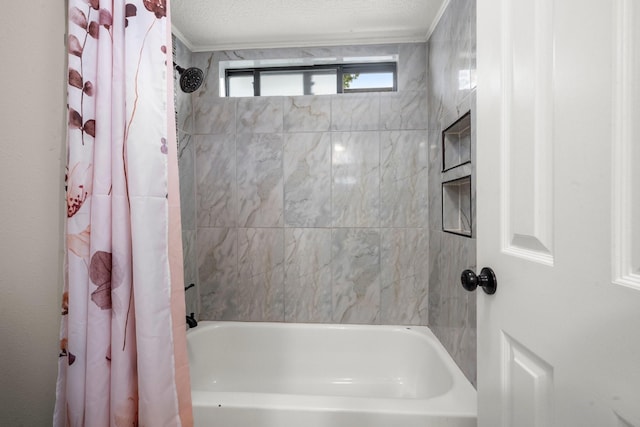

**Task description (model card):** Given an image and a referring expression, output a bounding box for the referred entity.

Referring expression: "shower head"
[173,62,204,93]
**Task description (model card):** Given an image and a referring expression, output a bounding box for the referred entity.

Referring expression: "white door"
[476,0,640,426]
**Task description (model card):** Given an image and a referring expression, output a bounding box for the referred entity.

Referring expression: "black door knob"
[461,267,497,295]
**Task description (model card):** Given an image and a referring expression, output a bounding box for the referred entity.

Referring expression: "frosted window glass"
[311,73,336,95]
[229,75,254,97]
[261,73,304,96]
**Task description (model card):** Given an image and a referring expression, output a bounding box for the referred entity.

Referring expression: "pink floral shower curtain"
[55,0,193,425]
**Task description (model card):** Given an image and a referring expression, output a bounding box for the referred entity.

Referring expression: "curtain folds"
[55,0,193,425]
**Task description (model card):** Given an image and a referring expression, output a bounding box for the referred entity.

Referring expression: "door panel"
[612,0,640,291]
[502,332,553,427]
[477,0,640,426]
[501,0,554,264]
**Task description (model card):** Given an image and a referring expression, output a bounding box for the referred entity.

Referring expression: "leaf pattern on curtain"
[70,7,88,28]
[67,225,91,260]
[143,0,167,18]
[55,1,192,425]
[68,69,83,89]
[89,251,112,310]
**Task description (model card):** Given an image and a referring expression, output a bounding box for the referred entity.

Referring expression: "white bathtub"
[187,321,477,427]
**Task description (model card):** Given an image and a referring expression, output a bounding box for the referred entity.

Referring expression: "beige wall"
[0,1,66,425]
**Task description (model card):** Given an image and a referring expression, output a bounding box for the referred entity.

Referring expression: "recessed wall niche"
[442,176,472,237]
[442,111,471,172]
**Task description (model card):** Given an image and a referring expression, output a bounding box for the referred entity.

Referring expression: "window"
[227,73,254,97]
[225,62,397,97]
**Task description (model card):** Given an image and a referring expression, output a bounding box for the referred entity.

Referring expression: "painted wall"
[178,43,430,324]
[427,0,478,386]
[0,1,66,425]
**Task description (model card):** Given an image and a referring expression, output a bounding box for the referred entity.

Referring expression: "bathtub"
[187,321,477,427]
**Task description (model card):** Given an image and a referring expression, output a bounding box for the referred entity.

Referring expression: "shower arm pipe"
[173,62,186,74]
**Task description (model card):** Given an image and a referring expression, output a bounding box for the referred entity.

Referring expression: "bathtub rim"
[187,320,477,417]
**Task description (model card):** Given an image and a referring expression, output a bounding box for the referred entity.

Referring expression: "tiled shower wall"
[173,36,199,319]
[427,0,478,386]
[178,43,430,324]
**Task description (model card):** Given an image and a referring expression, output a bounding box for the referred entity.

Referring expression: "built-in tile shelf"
[442,111,471,172]
[442,176,472,237]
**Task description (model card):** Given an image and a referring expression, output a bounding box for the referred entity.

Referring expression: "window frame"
[225,62,397,97]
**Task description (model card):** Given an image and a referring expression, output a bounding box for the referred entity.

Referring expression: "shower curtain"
[54,0,193,425]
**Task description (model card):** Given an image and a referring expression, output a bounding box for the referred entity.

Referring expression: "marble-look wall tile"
[469,92,477,236]
[237,228,285,321]
[196,134,236,227]
[429,232,475,330]
[427,231,444,308]
[398,43,427,91]
[284,96,331,132]
[191,52,216,99]
[173,35,193,76]
[380,131,429,227]
[430,325,476,388]
[427,40,456,129]
[332,228,381,324]
[331,132,380,227]
[428,129,443,231]
[428,229,476,382]
[380,228,429,325]
[174,34,200,324]
[175,84,194,134]
[237,97,284,134]
[469,0,477,90]
[458,178,472,232]
[427,0,475,131]
[331,93,380,131]
[236,133,284,227]
[190,52,220,132]
[197,227,237,320]
[458,326,477,388]
[182,230,199,318]
[284,132,331,227]
[173,36,194,133]
[214,44,397,63]
[428,232,475,324]
[426,81,444,131]
[284,228,332,323]
[193,97,236,135]
[178,131,195,231]
[449,0,474,106]
[427,0,477,386]
[427,3,455,130]
[185,42,430,329]
[380,91,428,130]
[442,182,459,232]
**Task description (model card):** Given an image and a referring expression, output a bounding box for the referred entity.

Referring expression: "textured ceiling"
[171,0,448,52]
